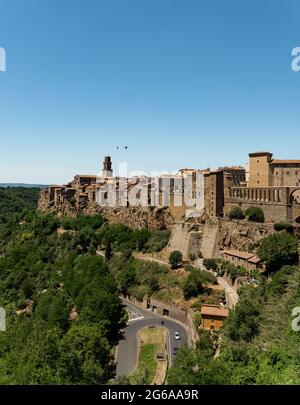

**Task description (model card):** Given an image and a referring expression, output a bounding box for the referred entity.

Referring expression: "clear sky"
[0,0,300,183]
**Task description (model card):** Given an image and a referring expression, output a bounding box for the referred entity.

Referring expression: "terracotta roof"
[248,256,261,264]
[224,249,261,264]
[223,249,255,260]
[271,160,300,165]
[201,305,229,318]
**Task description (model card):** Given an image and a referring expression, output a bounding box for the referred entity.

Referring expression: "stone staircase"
[201,219,219,259]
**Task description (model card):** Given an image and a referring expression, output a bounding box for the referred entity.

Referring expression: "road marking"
[127,316,144,324]
[167,331,172,367]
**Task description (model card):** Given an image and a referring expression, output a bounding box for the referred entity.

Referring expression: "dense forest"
[168,256,300,384]
[0,188,127,384]
[0,188,171,384]
[1,188,299,385]
[0,187,39,224]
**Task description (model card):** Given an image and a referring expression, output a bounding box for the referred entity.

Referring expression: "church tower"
[102,156,113,178]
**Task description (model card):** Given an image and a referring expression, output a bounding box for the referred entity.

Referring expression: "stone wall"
[166,222,204,259]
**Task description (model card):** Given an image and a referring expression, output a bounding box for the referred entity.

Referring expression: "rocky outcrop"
[218,218,275,252]
[39,192,174,230]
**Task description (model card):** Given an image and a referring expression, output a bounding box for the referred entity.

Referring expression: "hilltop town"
[39,151,300,265]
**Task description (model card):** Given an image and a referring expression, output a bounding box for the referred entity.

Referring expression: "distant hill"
[0,183,47,189]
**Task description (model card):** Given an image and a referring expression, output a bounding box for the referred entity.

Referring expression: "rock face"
[165,218,275,259]
[38,194,174,230]
[218,218,275,252]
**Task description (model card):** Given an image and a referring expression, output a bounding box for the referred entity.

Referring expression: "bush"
[245,207,264,223]
[169,250,183,269]
[268,265,297,296]
[274,222,294,233]
[203,259,218,271]
[229,207,245,220]
[145,230,170,252]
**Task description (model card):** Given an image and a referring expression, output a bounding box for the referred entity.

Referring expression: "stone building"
[38,155,199,224]
[203,166,246,217]
[200,304,229,331]
[223,249,265,272]
[224,152,300,223]
[248,152,300,188]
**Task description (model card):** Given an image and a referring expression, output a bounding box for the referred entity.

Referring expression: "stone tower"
[248,152,273,187]
[102,156,113,178]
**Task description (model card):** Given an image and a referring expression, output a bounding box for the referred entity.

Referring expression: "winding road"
[116,298,189,377]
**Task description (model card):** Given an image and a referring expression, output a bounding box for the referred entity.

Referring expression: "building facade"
[200,304,229,331]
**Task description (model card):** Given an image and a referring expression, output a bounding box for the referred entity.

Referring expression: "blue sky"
[0,0,300,183]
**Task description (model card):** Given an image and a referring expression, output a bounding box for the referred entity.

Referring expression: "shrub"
[245,207,265,223]
[229,207,245,220]
[203,259,218,271]
[268,265,297,296]
[145,230,170,252]
[274,222,294,233]
[169,250,183,269]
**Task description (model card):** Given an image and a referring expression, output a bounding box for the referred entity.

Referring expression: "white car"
[174,332,180,340]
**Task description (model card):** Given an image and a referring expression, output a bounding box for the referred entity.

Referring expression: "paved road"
[116,299,188,377]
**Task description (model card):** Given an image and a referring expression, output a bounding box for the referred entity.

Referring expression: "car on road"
[173,347,179,355]
[174,332,180,340]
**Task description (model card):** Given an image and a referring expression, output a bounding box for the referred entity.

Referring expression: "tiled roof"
[201,305,229,317]
[223,249,255,260]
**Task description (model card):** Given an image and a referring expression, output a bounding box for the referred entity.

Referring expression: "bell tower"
[102,156,113,178]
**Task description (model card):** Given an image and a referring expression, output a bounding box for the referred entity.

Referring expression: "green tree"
[257,233,299,272]
[58,324,115,384]
[105,240,112,260]
[225,287,262,342]
[169,250,183,269]
[118,267,137,295]
[183,270,205,299]
[203,258,218,271]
